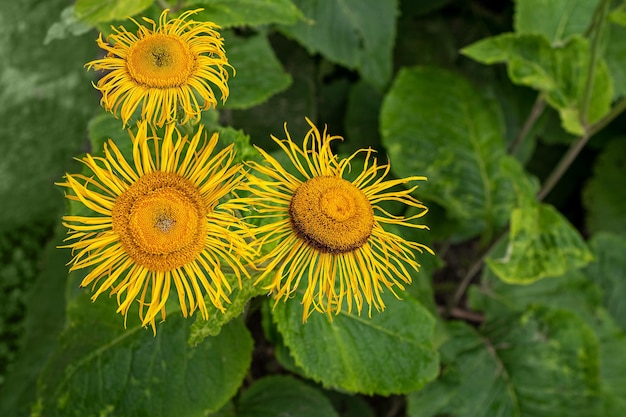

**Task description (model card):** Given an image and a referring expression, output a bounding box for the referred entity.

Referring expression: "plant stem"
[452,226,509,307]
[536,130,592,201]
[508,94,546,154]
[580,0,610,127]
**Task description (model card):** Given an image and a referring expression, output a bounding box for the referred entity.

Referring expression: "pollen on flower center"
[126,34,195,88]
[289,176,374,253]
[112,171,207,271]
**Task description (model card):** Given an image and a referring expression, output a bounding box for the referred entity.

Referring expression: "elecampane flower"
[86,9,232,127]
[58,121,253,332]
[244,118,433,320]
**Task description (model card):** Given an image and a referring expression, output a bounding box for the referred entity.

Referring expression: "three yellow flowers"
[60,9,432,332]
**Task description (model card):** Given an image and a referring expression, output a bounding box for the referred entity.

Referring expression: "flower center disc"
[289,176,374,253]
[112,171,207,271]
[127,34,195,88]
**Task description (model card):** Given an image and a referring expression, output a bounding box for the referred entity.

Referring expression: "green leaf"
[470,245,626,417]
[188,0,304,27]
[272,292,439,395]
[34,293,253,417]
[280,0,397,88]
[0,0,98,230]
[514,0,600,44]
[585,233,626,332]
[408,309,602,417]
[0,229,68,417]
[609,1,626,27]
[224,33,292,110]
[228,39,317,150]
[74,0,153,25]
[486,202,594,284]
[461,34,613,135]
[188,273,265,346]
[237,375,339,417]
[582,138,626,237]
[45,6,93,45]
[606,22,626,98]
[380,67,532,238]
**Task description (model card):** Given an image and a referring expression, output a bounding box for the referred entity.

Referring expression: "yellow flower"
[244,118,433,320]
[58,121,254,332]
[86,9,232,127]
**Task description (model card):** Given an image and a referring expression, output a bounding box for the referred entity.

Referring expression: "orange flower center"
[126,34,196,88]
[112,171,207,271]
[289,176,374,253]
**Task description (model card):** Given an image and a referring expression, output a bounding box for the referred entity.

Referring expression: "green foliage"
[236,375,339,417]
[487,202,594,284]
[380,67,531,239]
[34,291,253,417]
[514,0,599,43]
[74,0,153,24]
[272,292,439,395]
[4,0,626,416]
[189,0,304,27]
[223,33,293,110]
[583,137,626,236]
[408,310,602,417]
[280,0,397,89]
[462,34,613,135]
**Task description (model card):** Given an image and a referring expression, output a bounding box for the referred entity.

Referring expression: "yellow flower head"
[86,9,232,127]
[244,118,433,320]
[58,121,254,332]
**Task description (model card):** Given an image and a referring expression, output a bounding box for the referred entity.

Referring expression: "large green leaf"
[606,22,626,98]
[486,202,594,284]
[0,229,68,417]
[380,66,532,238]
[470,244,626,417]
[34,293,253,417]
[0,0,97,230]
[223,33,292,110]
[408,309,602,417]
[462,34,613,135]
[74,0,153,24]
[188,0,303,27]
[586,233,626,332]
[237,375,339,417]
[279,0,397,88]
[582,138,626,237]
[514,0,600,43]
[272,292,439,395]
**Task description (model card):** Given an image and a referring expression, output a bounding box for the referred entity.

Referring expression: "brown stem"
[508,95,546,154]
